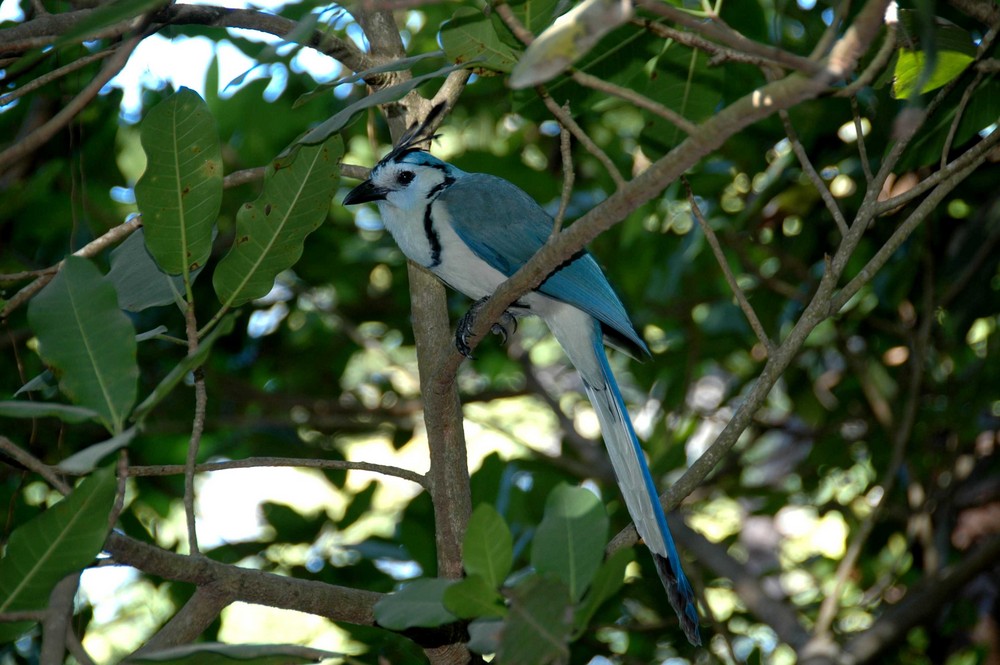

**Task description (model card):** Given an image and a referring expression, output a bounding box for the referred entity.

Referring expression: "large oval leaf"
[530,484,608,602]
[135,87,222,276]
[0,465,116,642]
[213,136,342,308]
[27,256,138,434]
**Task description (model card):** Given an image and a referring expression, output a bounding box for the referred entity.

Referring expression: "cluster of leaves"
[375,487,633,663]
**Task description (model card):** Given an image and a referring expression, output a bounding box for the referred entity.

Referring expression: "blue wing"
[436,174,648,356]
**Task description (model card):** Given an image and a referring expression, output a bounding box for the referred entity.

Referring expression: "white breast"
[378,199,509,302]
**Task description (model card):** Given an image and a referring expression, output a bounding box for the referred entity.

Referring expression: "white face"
[368,155,453,211]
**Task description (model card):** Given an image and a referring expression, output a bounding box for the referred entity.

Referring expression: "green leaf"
[0,465,116,642]
[106,228,206,312]
[493,0,561,44]
[213,136,342,308]
[573,547,633,631]
[0,400,100,424]
[463,503,513,588]
[27,256,138,434]
[135,88,222,277]
[530,484,608,602]
[55,427,138,474]
[126,642,342,664]
[374,578,458,630]
[443,574,507,619]
[509,0,632,88]
[131,313,236,424]
[295,66,465,148]
[441,8,522,74]
[497,576,572,665]
[893,48,975,99]
[892,12,976,99]
[294,51,447,109]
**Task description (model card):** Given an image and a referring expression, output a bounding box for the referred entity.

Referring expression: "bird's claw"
[455,296,517,358]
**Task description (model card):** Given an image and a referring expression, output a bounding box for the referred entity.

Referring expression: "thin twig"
[553,108,575,236]
[493,1,535,45]
[637,18,821,74]
[0,33,142,172]
[685,179,774,355]
[120,456,428,487]
[571,70,698,136]
[0,435,71,494]
[222,166,266,189]
[837,22,897,97]
[811,263,934,641]
[538,88,626,189]
[851,96,874,183]
[0,49,113,107]
[940,69,985,169]
[183,304,205,557]
[491,0,625,189]
[779,108,850,237]
[637,1,825,75]
[64,625,97,665]
[1,198,143,319]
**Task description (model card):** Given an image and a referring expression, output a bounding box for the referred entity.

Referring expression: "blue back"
[435,169,649,357]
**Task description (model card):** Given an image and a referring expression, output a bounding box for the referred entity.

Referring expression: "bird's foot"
[455,296,518,358]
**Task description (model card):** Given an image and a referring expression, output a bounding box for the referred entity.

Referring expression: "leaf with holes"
[135,87,222,277]
[27,256,138,434]
[213,136,342,308]
[0,465,116,642]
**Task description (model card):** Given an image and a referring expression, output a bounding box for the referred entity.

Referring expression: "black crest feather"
[379,102,447,166]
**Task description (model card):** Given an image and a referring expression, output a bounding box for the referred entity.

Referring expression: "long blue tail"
[583,326,701,645]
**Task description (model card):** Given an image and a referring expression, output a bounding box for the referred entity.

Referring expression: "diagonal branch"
[434,0,892,390]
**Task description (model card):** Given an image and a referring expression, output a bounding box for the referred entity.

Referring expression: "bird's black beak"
[343,179,387,205]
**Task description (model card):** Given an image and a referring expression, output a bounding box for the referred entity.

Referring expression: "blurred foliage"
[1,0,1000,663]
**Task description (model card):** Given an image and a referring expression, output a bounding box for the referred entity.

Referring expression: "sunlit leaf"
[509,0,632,88]
[27,256,138,434]
[892,12,976,99]
[213,136,342,308]
[0,465,116,642]
[135,88,223,277]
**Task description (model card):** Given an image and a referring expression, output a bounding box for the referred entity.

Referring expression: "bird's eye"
[397,171,415,185]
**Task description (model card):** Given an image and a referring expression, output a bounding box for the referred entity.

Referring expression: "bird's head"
[344,149,458,211]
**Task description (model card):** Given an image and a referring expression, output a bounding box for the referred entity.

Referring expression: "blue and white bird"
[344,117,701,646]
